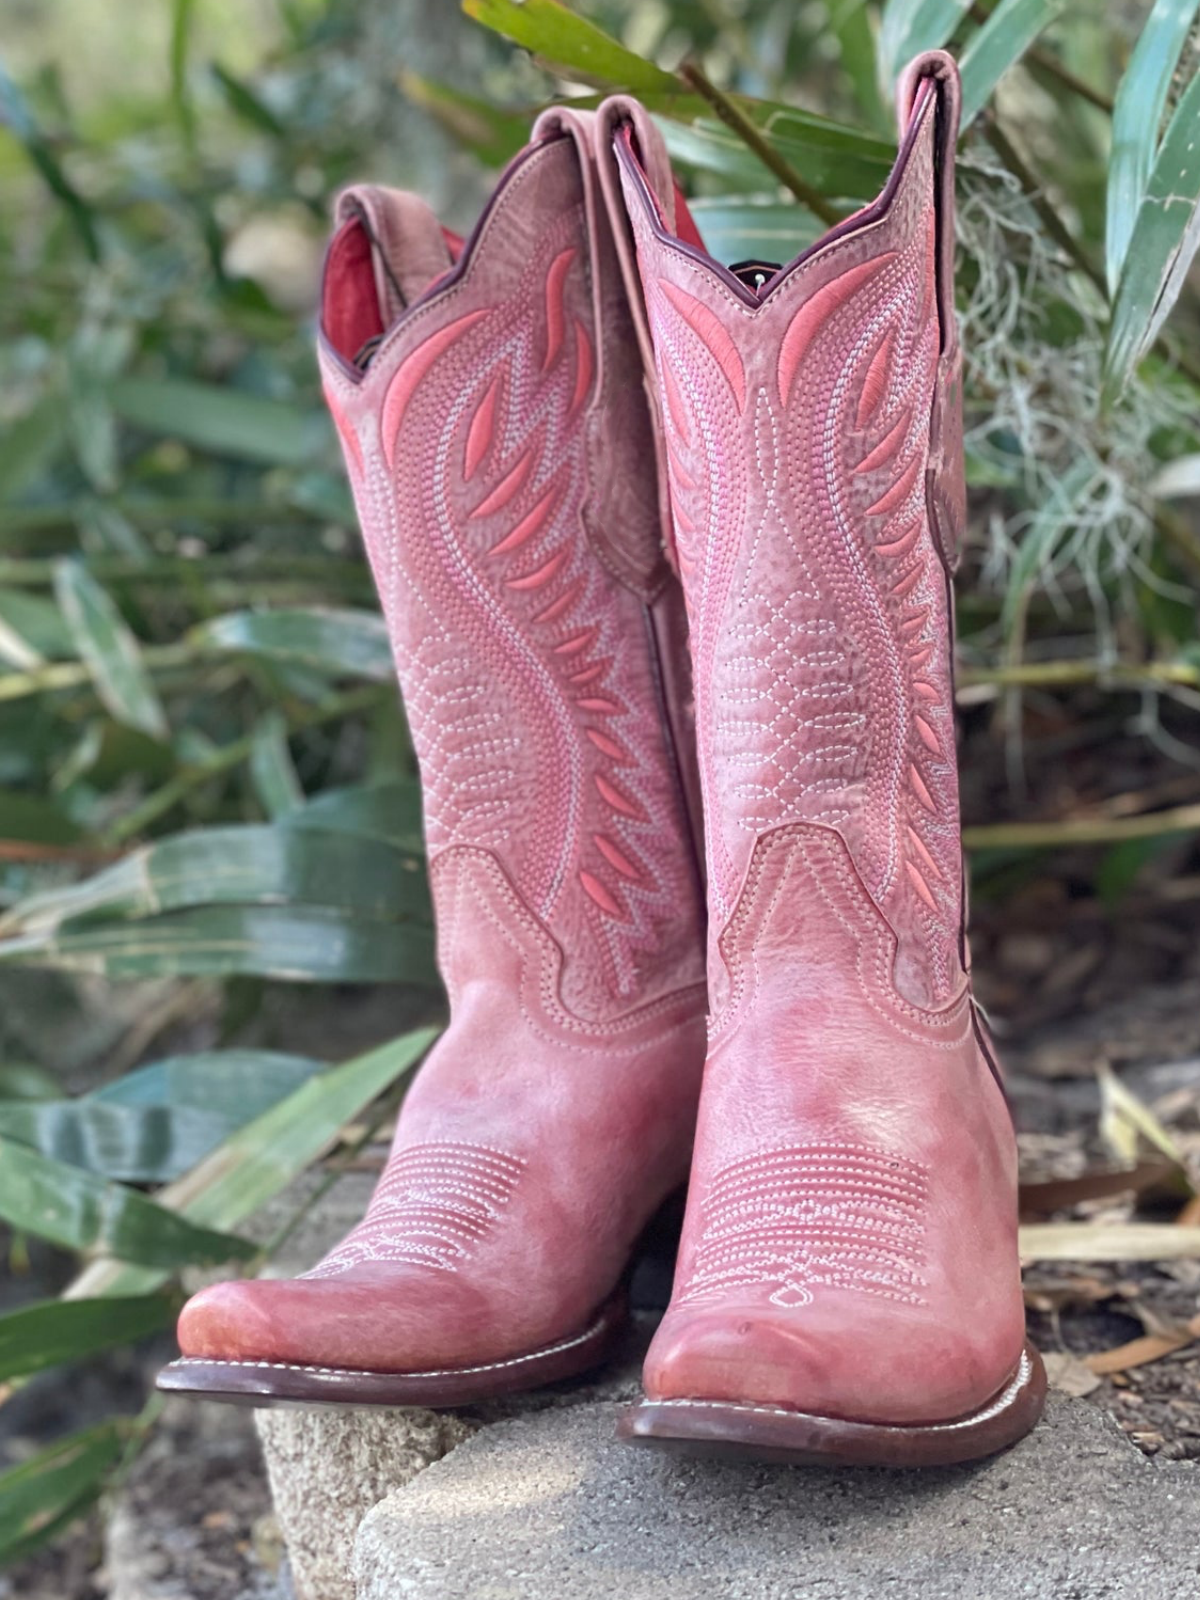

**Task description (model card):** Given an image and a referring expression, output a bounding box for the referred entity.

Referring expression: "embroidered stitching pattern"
[678,1143,930,1309]
[621,107,963,1008]
[303,1141,526,1279]
[331,158,699,1009]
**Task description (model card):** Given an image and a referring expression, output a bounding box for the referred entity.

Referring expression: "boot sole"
[616,1339,1046,1468]
[155,1290,626,1409]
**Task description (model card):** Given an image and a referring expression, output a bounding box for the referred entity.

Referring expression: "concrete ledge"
[353,1393,1200,1600]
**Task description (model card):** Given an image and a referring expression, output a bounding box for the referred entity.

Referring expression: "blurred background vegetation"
[1,0,1200,1574]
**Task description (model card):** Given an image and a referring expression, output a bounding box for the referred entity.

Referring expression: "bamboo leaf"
[197,607,393,680]
[0,1136,256,1266]
[0,1294,177,1382]
[1,824,430,936]
[209,62,287,136]
[0,1424,126,1564]
[0,67,100,262]
[0,1050,322,1181]
[0,904,438,985]
[110,378,326,467]
[0,398,64,504]
[249,714,304,818]
[958,0,1067,129]
[53,560,168,739]
[399,72,530,163]
[686,196,823,265]
[655,99,895,199]
[1104,68,1200,406]
[67,1026,440,1301]
[462,0,679,91]
[1105,0,1200,294]
[284,781,424,847]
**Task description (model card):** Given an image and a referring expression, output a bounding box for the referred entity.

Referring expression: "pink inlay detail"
[776,256,895,406]
[579,869,623,917]
[905,860,938,911]
[577,696,619,713]
[914,713,941,754]
[568,662,607,685]
[889,566,924,599]
[856,330,894,428]
[875,519,922,557]
[470,451,534,520]
[506,548,568,592]
[554,628,598,657]
[488,487,559,556]
[594,834,642,881]
[662,364,691,441]
[595,773,642,819]
[585,728,628,762]
[533,580,584,624]
[324,384,363,477]
[382,309,490,468]
[865,454,921,517]
[854,411,909,476]
[910,765,936,812]
[906,825,943,880]
[660,280,746,412]
[542,248,577,371]
[666,443,695,490]
[465,378,500,479]
[570,319,594,415]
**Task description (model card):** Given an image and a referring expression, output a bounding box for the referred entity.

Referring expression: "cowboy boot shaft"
[609,56,1039,1451]
[321,129,704,1017]
[617,70,966,1013]
[164,118,708,1401]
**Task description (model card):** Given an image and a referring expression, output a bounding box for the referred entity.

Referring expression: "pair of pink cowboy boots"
[159,52,1045,1467]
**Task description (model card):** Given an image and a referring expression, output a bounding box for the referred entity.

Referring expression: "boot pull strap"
[592,95,680,575]
[334,186,455,327]
[896,50,961,356]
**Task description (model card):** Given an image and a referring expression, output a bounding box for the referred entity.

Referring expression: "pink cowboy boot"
[605,54,1045,1464]
[158,108,707,1407]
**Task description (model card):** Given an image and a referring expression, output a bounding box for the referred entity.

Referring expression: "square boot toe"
[641,1300,1022,1428]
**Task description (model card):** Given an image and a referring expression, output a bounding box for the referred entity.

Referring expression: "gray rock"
[354,1393,1200,1600]
[256,1406,474,1600]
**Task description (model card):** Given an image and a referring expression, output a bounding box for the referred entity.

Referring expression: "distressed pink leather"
[175,110,707,1379]
[609,54,1031,1427]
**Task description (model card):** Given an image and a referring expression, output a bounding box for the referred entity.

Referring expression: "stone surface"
[256,1406,474,1600]
[354,1393,1200,1600]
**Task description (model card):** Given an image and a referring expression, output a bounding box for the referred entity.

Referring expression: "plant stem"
[1,498,330,535]
[0,644,197,705]
[957,660,1200,693]
[966,1,1113,113]
[963,800,1200,851]
[679,62,842,226]
[981,114,1106,297]
[0,553,367,589]
[101,684,388,845]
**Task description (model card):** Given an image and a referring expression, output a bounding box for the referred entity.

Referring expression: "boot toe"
[642,1301,1017,1427]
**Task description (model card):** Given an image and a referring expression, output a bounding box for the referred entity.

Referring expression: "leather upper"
[607,54,1028,1426]
[176,112,707,1376]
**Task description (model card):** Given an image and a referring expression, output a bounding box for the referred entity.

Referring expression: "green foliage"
[0,0,1198,1566]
